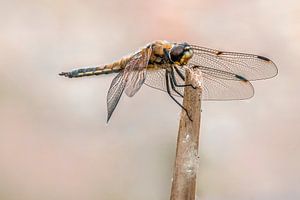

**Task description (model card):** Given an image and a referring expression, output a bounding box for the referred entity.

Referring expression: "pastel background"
[0,0,299,199]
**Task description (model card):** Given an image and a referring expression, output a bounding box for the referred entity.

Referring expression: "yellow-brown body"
[59,40,194,78]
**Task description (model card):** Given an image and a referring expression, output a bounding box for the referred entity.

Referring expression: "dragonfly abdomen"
[59,64,123,78]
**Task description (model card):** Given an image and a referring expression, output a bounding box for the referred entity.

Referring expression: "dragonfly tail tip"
[59,72,72,78]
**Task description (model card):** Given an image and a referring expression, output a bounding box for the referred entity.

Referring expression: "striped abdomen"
[59,58,129,78]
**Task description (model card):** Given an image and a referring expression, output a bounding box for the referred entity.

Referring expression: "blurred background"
[0,0,299,199]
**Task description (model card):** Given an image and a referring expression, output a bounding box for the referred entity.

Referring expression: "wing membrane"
[124,47,152,97]
[107,71,126,122]
[196,66,254,100]
[106,46,152,121]
[144,69,185,97]
[190,45,278,81]
[144,66,254,100]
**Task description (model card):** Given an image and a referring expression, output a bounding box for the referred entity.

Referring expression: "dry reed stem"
[170,68,202,200]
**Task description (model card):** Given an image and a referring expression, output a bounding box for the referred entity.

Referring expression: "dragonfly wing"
[194,65,254,100]
[145,66,254,100]
[144,69,185,97]
[190,45,278,81]
[106,46,152,121]
[124,46,152,97]
[107,71,126,122]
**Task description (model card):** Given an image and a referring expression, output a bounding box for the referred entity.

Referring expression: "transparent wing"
[107,71,126,122]
[144,69,184,97]
[144,66,254,100]
[124,46,152,97]
[190,45,278,81]
[196,65,254,100]
[106,47,152,122]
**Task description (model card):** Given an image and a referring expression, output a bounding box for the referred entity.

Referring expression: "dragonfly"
[59,40,278,122]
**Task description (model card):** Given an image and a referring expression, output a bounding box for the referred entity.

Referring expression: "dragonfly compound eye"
[170,44,193,65]
[170,45,185,63]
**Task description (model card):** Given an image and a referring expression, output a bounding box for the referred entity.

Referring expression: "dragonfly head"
[170,42,194,66]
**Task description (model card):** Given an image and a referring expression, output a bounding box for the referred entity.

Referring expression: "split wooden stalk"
[170,68,202,200]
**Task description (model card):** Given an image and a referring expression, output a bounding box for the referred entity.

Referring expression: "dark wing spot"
[235,74,248,82]
[216,51,223,55]
[257,55,271,62]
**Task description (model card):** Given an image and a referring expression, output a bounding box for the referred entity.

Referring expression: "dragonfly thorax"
[169,43,194,66]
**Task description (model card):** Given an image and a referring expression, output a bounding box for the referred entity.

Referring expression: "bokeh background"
[0,0,299,199]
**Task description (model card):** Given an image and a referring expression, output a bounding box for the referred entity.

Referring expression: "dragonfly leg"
[166,71,192,121]
[171,67,196,89]
[174,66,185,80]
[169,74,184,98]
